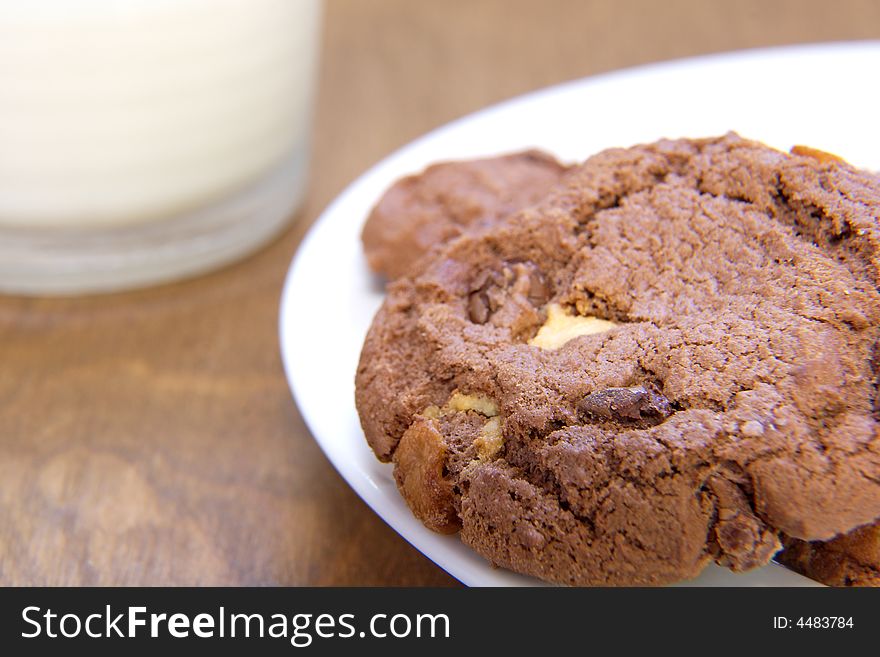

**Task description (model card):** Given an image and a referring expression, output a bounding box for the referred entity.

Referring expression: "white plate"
[280,42,880,586]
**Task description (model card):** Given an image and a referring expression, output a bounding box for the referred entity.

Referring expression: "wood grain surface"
[2,0,879,586]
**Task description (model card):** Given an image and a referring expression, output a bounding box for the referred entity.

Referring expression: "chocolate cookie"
[361,150,569,280]
[355,134,880,585]
[777,521,880,586]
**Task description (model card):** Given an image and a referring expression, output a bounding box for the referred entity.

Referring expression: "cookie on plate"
[355,133,880,585]
[361,150,568,280]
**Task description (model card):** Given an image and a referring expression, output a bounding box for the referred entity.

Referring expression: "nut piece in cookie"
[393,417,460,534]
[362,150,569,280]
[473,416,503,461]
[446,391,498,417]
[529,303,616,350]
[392,391,501,534]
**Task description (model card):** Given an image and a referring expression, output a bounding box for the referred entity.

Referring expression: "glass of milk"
[0,0,322,294]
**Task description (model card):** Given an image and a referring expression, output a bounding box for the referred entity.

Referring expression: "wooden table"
[2,0,878,586]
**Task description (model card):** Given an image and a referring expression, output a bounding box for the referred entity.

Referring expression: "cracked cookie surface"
[355,134,880,585]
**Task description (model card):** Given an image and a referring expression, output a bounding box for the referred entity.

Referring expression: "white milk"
[0,0,321,293]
